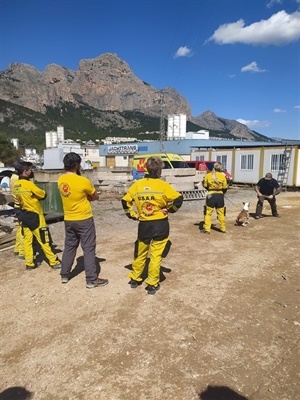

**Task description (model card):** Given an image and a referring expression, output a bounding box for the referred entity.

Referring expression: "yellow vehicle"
[132,153,189,179]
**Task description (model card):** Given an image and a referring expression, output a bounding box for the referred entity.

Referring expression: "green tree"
[0,135,22,167]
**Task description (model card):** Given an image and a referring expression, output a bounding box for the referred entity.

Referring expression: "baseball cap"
[265,173,272,180]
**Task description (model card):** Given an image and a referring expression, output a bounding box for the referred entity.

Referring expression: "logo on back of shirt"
[59,182,71,197]
[141,202,155,216]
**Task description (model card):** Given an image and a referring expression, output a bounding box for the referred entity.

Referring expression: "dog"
[235,202,250,226]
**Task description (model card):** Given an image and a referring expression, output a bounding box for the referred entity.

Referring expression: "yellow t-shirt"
[58,173,96,221]
[13,177,46,215]
[10,173,20,207]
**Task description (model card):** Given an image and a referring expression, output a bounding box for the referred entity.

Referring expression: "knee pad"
[39,227,51,244]
[134,240,139,259]
[162,240,172,258]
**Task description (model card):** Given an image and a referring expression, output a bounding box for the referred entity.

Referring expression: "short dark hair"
[13,159,22,171]
[15,161,33,176]
[146,156,165,175]
[63,152,82,171]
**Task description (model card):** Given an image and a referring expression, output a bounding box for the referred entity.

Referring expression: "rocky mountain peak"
[0,53,272,142]
[0,53,191,117]
[193,110,226,131]
[191,109,271,141]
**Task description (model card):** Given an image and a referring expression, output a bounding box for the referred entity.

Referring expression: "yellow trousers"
[14,223,24,257]
[23,224,60,268]
[129,238,169,286]
[204,206,226,233]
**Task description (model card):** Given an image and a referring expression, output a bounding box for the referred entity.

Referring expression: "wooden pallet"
[0,226,16,251]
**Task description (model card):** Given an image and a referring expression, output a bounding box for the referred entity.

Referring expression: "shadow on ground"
[199,385,248,400]
[0,386,33,400]
[66,256,106,280]
[124,257,171,283]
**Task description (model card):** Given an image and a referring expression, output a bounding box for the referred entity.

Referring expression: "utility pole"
[159,91,165,152]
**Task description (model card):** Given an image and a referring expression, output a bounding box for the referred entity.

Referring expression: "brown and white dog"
[235,202,250,226]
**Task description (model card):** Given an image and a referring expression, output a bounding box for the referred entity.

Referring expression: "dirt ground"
[0,187,299,400]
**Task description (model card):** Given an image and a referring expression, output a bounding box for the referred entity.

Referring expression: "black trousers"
[255,195,278,216]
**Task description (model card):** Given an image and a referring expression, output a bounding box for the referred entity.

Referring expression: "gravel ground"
[0,186,299,400]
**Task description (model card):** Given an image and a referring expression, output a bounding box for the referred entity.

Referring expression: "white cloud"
[174,46,193,58]
[237,118,271,128]
[207,10,300,45]
[266,0,283,8]
[294,105,300,109]
[241,61,267,73]
[273,108,286,112]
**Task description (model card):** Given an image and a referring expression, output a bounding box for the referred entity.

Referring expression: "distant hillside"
[0,99,164,151]
[192,110,273,142]
[0,53,274,148]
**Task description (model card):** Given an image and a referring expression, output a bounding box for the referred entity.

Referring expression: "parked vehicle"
[185,160,233,185]
[132,153,189,180]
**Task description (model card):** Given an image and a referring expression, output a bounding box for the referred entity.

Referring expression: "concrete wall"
[161,168,205,191]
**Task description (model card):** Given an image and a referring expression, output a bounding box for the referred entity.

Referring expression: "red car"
[185,160,233,185]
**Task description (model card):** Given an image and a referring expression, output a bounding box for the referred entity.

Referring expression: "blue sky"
[1,0,300,140]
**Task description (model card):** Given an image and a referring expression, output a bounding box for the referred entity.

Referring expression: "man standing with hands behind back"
[121,156,183,295]
[58,152,108,289]
[201,162,228,234]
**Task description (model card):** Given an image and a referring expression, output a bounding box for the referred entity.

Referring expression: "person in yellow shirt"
[13,161,61,270]
[122,156,183,295]
[201,162,228,234]
[10,162,24,259]
[58,152,108,289]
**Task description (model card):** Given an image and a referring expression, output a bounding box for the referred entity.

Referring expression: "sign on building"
[108,144,138,155]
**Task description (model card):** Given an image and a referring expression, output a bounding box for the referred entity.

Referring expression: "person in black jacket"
[254,173,281,219]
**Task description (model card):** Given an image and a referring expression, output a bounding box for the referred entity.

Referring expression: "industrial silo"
[57,126,64,143]
[167,114,186,140]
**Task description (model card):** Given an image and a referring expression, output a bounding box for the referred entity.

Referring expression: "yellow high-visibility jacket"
[122,174,183,221]
[203,171,228,194]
